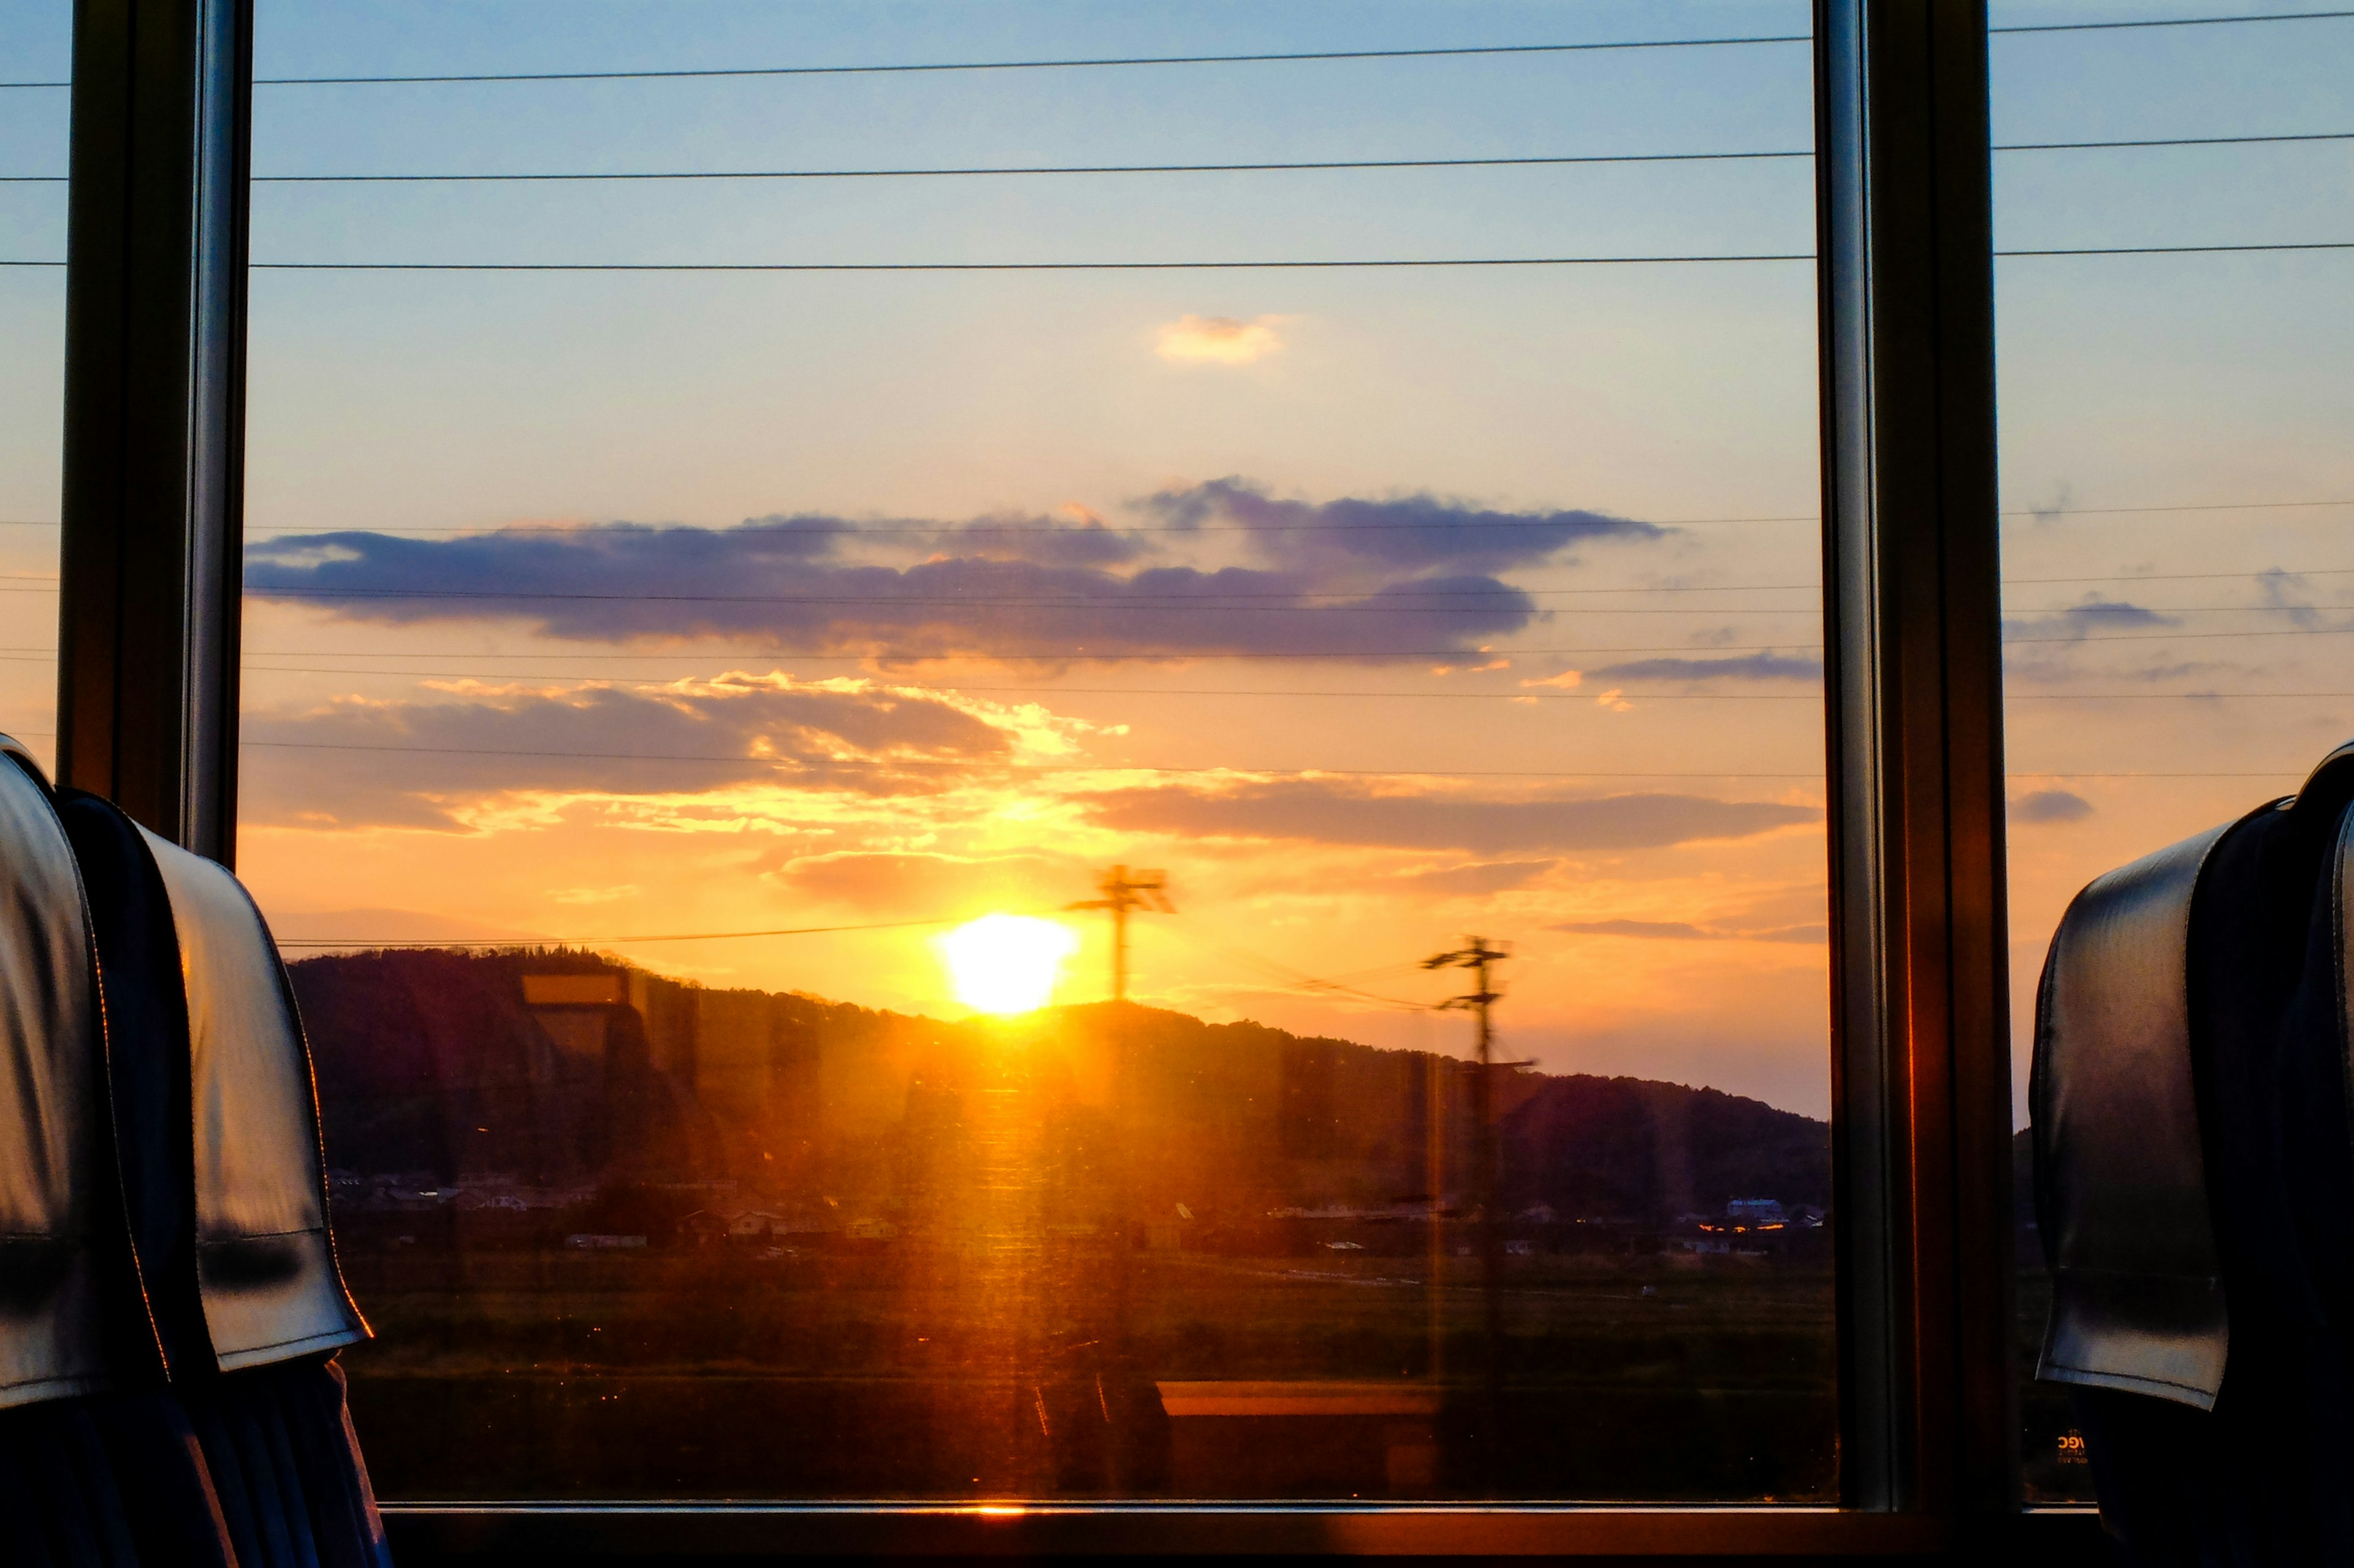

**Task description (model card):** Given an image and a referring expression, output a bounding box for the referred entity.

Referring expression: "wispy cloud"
[2003,598,2178,642]
[1156,314,1285,364]
[772,850,1076,914]
[1583,652,1822,683]
[1396,859,1558,895]
[1551,918,1827,943]
[238,676,1034,828]
[2008,788,2094,824]
[1084,780,1816,854]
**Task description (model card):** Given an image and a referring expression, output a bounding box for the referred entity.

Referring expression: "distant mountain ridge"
[289,950,1828,1225]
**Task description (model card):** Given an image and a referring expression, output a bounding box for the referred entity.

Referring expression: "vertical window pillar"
[1816,0,2014,1521]
[57,0,254,861]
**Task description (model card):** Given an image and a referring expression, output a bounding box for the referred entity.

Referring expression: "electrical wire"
[10,492,2354,531]
[20,559,2335,587]
[0,34,1813,93]
[9,9,2347,92]
[243,254,1815,271]
[245,150,1823,182]
[2000,240,2354,257]
[1,514,1816,533]
[1988,9,2354,35]
[273,911,980,949]
[1165,927,1436,1012]
[234,590,1819,612]
[0,718,2325,783]
[15,242,2350,269]
[6,641,1809,662]
[7,128,2344,186]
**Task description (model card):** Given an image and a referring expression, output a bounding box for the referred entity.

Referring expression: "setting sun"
[938,914,1080,1015]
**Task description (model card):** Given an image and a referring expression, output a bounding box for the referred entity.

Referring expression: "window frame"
[49,0,2079,1554]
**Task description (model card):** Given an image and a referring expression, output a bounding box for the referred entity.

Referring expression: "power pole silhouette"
[1423,935,1512,1477]
[1065,866,1173,1494]
[1068,866,1173,1003]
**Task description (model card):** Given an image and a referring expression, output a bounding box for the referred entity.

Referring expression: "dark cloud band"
[243,481,1672,661]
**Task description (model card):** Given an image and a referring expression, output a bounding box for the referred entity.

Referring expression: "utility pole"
[1068,866,1173,1003]
[1065,866,1173,1493]
[1423,935,1512,1479]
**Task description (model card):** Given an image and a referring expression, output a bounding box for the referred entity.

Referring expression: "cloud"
[2025,484,2076,526]
[1553,918,1709,940]
[1396,859,1558,895]
[1582,652,1823,683]
[1139,478,1666,576]
[1157,314,1284,364]
[552,884,639,905]
[2004,598,2177,642]
[2250,567,2348,630]
[1084,780,1816,854]
[1551,918,1828,943]
[932,506,1149,568]
[2009,788,2094,824]
[245,481,1679,661]
[238,676,1024,829]
[774,850,1076,914]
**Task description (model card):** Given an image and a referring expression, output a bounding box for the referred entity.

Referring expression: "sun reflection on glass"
[939,914,1080,1015]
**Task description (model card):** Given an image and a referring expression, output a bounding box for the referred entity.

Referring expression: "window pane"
[0,0,67,772]
[240,1,1834,1501]
[1992,2,2354,1504]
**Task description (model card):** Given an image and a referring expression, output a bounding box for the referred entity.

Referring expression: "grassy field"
[339,1242,1836,1501]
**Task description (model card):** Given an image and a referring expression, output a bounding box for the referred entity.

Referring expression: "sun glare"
[939,915,1080,1015]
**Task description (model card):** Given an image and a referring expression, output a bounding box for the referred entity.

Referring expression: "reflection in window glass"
[240,2,1835,1500]
[0,0,67,774]
[1993,2,2354,1504]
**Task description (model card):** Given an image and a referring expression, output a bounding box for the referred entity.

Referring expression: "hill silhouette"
[290,949,1827,1226]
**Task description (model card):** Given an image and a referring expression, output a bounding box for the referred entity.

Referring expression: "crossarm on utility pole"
[1067,864,1174,1003]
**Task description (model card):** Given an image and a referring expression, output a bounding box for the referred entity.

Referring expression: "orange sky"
[7,2,2352,1128]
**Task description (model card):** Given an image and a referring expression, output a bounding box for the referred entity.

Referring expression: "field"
[339,1239,1837,1501]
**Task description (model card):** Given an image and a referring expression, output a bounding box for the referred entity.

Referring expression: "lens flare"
[939,914,1079,1015]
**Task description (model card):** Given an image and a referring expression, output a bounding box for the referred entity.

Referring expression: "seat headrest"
[2034,740,2354,1412]
[0,739,137,1408]
[2032,821,2233,1409]
[121,816,367,1371]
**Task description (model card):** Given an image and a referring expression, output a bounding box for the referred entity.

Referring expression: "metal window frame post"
[1816,0,2017,1523]
[56,0,254,861]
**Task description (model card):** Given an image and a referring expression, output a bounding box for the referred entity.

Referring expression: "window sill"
[382,1501,2104,1559]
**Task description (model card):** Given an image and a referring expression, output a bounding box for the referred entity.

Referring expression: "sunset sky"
[3,1,2350,1121]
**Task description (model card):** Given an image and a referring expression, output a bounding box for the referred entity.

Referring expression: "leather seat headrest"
[0,740,142,1407]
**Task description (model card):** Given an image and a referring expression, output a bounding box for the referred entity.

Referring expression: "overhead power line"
[205,625,2354,678]
[10,8,2348,91]
[9,129,2345,186]
[0,33,1812,92]
[248,150,1819,182]
[227,582,2345,612]
[17,497,2354,533]
[274,911,974,949]
[235,587,1824,611]
[13,641,1821,663]
[238,746,1827,779]
[19,559,2326,588]
[1996,129,2354,153]
[1987,9,2354,36]
[238,253,1815,271]
[17,242,2352,270]
[2000,240,2354,257]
